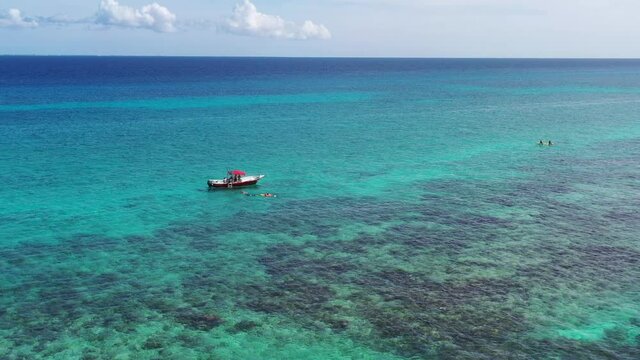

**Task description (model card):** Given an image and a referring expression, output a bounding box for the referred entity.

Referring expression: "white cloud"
[95,0,177,33]
[0,8,38,28]
[224,0,331,40]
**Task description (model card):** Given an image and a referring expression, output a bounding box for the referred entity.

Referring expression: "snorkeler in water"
[242,191,276,198]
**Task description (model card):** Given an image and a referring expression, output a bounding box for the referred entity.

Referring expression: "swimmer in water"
[242,191,276,198]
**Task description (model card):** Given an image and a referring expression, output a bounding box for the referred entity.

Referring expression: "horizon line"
[3,54,640,60]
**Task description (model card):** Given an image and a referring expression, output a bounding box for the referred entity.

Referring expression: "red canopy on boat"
[229,170,246,176]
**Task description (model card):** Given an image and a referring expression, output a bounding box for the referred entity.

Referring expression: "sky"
[1,0,640,57]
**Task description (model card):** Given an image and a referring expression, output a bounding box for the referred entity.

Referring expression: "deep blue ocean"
[1,57,640,359]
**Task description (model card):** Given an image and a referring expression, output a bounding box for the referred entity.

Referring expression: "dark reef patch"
[0,222,228,352]
[176,312,224,331]
[142,336,165,350]
[515,243,640,292]
[228,320,259,334]
[242,278,335,319]
[245,211,535,358]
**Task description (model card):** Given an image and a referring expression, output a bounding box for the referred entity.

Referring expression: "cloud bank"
[1,0,330,40]
[95,0,177,32]
[224,0,331,40]
[0,8,38,28]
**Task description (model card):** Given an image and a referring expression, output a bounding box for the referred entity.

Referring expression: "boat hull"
[208,179,259,188]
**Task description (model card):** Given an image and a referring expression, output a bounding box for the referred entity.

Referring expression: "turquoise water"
[1,57,640,359]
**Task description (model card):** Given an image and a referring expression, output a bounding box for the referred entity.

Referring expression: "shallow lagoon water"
[1,57,640,359]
